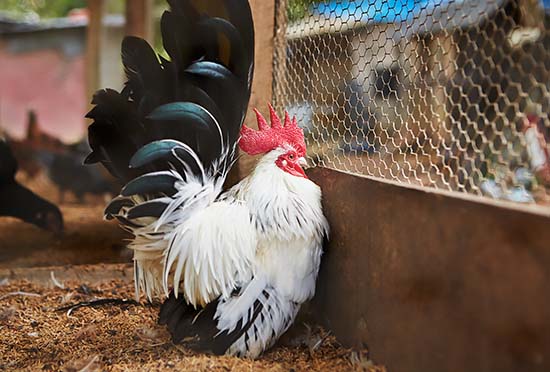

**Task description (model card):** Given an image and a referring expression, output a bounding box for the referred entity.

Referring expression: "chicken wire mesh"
[273,0,550,206]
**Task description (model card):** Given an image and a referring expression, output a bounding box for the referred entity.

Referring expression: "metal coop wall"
[269,1,550,372]
[273,0,550,206]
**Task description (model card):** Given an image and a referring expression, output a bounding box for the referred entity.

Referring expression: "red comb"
[238,104,306,156]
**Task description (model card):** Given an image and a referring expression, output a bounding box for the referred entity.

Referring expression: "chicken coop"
[2,0,550,371]
[261,0,550,371]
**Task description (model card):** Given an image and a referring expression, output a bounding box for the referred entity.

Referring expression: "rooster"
[85,0,328,358]
[0,139,64,234]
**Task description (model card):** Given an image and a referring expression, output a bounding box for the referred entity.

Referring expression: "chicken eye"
[288,154,295,160]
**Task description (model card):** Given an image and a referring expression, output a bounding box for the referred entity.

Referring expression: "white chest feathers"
[223,150,329,302]
[228,150,328,240]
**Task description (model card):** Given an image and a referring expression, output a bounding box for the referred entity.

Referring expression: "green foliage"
[0,0,127,19]
[288,0,324,22]
[0,0,85,19]
[0,0,323,22]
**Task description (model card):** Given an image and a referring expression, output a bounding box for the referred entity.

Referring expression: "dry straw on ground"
[0,276,385,372]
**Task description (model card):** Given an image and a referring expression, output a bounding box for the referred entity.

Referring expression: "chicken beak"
[298,157,308,167]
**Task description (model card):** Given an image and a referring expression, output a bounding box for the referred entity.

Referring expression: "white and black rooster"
[85,0,328,358]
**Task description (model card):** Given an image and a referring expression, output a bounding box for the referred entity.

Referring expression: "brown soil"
[0,274,384,372]
[0,204,130,269]
[0,173,130,269]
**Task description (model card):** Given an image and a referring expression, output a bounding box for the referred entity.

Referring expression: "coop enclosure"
[265,1,550,372]
[273,0,550,206]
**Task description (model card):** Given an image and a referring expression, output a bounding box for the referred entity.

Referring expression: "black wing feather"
[159,291,265,355]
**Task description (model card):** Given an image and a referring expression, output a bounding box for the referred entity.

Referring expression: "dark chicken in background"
[7,111,118,203]
[8,110,66,180]
[38,140,119,203]
[0,139,64,234]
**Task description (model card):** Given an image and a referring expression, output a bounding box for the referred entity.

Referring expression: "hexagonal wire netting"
[273,0,550,206]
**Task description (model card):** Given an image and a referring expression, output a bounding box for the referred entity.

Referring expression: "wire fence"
[273,0,550,206]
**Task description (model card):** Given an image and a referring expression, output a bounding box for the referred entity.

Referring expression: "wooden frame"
[235,0,277,180]
[85,0,105,102]
[125,0,154,42]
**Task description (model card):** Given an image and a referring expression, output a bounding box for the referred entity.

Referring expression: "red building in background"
[0,13,125,143]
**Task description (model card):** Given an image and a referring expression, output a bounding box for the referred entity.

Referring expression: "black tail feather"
[87,0,254,184]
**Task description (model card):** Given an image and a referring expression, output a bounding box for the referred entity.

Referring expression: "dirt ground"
[0,204,130,269]
[0,173,130,269]
[0,274,384,372]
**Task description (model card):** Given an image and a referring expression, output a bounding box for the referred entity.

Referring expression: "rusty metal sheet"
[308,167,550,372]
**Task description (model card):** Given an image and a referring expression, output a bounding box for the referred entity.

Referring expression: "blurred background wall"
[0,12,125,142]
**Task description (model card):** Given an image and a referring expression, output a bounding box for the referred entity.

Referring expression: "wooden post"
[125,0,154,42]
[248,0,276,112]
[85,0,105,102]
[236,0,277,179]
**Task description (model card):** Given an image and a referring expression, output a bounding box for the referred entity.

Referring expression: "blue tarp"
[312,0,466,24]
